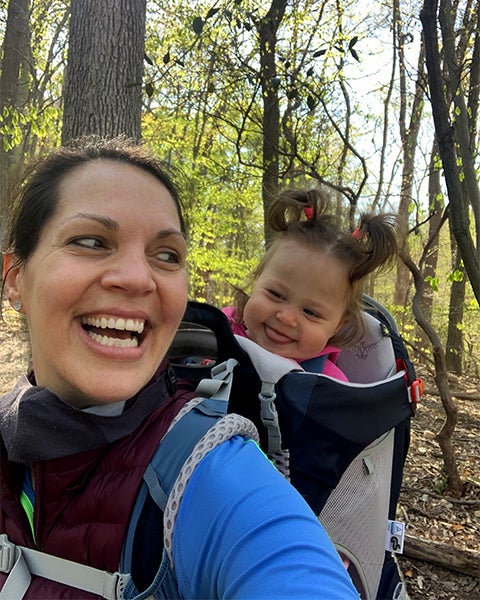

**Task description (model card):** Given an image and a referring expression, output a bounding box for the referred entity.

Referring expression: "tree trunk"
[393,0,426,307]
[0,0,30,244]
[420,0,480,305]
[445,240,465,374]
[257,0,287,245]
[415,139,444,359]
[402,253,463,497]
[403,534,480,578]
[422,140,443,319]
[62,0,146,143]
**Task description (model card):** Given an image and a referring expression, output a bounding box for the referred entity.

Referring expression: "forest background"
[0,0,479,596]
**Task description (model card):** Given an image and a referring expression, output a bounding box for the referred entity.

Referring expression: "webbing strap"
[0,534,129,600]
[195,358,238,400]
[0,537,30,600]
[259,382,282,454]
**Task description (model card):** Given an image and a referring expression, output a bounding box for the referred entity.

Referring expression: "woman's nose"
[101,250,156,295]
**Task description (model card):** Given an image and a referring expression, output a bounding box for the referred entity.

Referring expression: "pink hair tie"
[304,207,314,220]
[352,227,365,240]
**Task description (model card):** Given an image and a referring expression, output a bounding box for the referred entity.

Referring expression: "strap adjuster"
[0,534,15,573]
[259,383,282,453]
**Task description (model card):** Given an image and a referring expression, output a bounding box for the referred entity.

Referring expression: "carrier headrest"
[336,312,397,383]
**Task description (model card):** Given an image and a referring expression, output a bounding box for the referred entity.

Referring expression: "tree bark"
[445,239,465,374]
[62,0,146,143]
[393,5,426,307]
[257,0,288,245]
[0,0,30,244]
[420,0,480,305]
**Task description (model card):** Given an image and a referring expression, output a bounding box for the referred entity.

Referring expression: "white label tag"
[386,520,405,554]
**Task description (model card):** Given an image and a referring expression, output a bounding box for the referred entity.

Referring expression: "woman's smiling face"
[5,159,188,407]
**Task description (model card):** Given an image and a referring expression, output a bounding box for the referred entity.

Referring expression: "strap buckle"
[0,534,15,574]
[408,379,424,404]
[111,571,130,600]
[259,383,282,453]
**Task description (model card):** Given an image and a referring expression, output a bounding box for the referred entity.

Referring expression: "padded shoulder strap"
[121,359,259,575]
[163,411,258,565]
[233,336,302,453]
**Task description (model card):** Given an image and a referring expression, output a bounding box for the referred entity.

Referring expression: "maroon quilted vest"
[0,380,195,599]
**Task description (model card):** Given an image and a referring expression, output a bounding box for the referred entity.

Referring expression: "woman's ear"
[3,252,23,313]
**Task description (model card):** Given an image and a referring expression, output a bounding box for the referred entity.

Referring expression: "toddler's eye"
[267,289,284,300]
[304,308,321,319]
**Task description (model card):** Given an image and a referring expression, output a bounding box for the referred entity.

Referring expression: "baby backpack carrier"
[168,300,421,600]
[0,299,421,600]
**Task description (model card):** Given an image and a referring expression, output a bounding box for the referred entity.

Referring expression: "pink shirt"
[222,306,348,381]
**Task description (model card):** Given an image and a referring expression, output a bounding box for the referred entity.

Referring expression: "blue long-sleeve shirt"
[173,436,359,599]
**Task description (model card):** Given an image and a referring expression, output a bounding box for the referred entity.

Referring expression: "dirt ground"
[0,313,479,599]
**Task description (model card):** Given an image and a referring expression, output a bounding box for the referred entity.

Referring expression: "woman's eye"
[69,237,104,249]
[155,250,180,265]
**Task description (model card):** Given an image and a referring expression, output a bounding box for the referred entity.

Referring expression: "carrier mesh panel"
[319,429,395,600]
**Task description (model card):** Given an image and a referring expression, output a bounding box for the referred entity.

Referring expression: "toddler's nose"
[276,307,297,327]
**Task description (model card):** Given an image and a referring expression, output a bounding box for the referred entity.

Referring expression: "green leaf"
[145,82,154,97]
[192,16,204,34]
[348,36,359,49]
[447,269,464,283]
[425,275,439,292]
[350,48,360,61]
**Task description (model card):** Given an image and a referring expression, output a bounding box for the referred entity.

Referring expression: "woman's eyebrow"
[61,213,186,240]
[61,212,119,230]
[155,229,187,241]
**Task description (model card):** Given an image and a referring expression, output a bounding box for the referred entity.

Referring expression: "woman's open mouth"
[80,315,146,348]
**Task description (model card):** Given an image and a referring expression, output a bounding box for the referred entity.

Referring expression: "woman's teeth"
[81,316,145,333]
[80,315,145,348]
[87,332,139,348]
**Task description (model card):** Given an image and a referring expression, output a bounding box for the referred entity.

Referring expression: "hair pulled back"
[3,135,185,270]
[235,188,398,347]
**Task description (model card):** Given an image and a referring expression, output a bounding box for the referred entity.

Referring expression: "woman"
[0,137,358,599]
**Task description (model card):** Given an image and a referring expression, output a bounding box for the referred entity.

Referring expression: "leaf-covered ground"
[1,317,479,599]
[396,365,480,599]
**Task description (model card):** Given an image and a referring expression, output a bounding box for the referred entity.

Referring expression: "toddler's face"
[243,241,349,360]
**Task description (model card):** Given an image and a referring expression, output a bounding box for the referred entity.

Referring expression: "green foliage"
[447,269,464,283]
[0,104,60,151]
[426,275,440,292]
[2,0,478,373]
[143,109,265,306]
